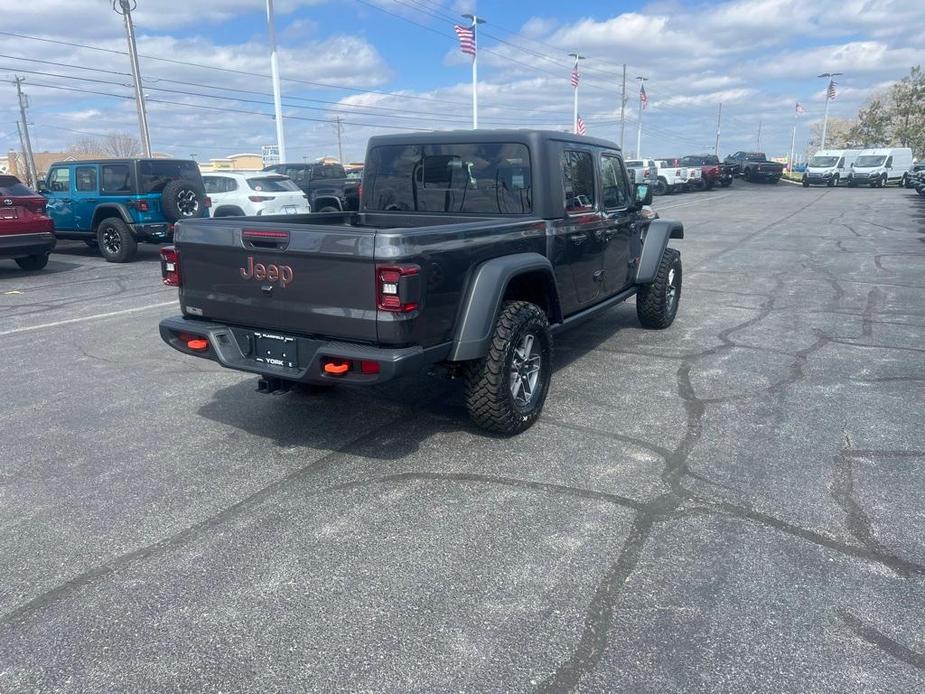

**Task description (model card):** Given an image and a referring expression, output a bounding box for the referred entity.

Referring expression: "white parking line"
[654,193,733,211]
[0,301,177,337]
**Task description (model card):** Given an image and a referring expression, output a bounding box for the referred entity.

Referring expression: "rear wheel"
[15,254,49,271]
[464,301,552,435]
[802,177,810,187]
[654,178,668,196]
[97,217,137,263]
[636,248,682,330]
[719,178,732,188]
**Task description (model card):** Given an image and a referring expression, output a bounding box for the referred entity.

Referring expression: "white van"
[847,148,914,188]
[802,149,861,187]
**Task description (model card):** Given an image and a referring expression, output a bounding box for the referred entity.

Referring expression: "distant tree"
[889,66,925,158]
[848,98,891,148]
[101,132,142,158]
[809,117,856,150]
[67,136,100,155]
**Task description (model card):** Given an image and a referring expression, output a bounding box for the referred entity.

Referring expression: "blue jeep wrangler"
[42,158,209,263]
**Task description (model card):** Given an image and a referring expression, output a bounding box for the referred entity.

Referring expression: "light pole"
[635,76,648,159]
[267,0,287,163]
[113,0,152,157]
[817,72,842,150]
[462,14,486,129]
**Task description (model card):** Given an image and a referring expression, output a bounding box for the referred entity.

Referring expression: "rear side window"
[283,166,308,183]
[0,176,34,196]
[138,160,201,194]
[600,155,630,209]
[321,164,345,179]
[203,176,237,194]
[365,142,533,214]
[247,177,299,192]
[101,164,131,195]
[47,167,70,192]
[561,150,595,213]
[75,166,97,192]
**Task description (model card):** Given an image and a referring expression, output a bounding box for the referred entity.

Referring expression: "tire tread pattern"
[636,248,682,329]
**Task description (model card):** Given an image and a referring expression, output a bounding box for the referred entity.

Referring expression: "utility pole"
[619,63,627,150]
[714,102,722,154]
[13,77,37,187]
[756,119,762,149]
[462,14,486,129]
[817,72,842,150]
[15,121,32,186]
[114,1,152,157]
[569,52,585,135]
[266,0,287,162]
[335,116,344,163]
[635,75,648,159]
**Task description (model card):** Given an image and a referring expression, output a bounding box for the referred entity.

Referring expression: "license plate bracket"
[252,331,299,369]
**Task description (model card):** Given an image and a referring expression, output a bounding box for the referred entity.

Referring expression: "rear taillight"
[161,245,180,287]
[643,168,650,176]
[376,264,421,312]
[136,200,149,212]
[248,195,274,202]
[203,196,212,209]
[676,169,681,176]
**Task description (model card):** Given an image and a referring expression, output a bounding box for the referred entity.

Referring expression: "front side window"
[101,164,131,195]
[562,150,595,213]
[47,167,70,192]
[365,142,533,214]
[600,155,630,209]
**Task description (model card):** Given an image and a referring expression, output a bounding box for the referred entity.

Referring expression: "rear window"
[364,142,533,214]
[247,177,300,192]
[0,176,34,196]
[138,160,202,194]
[625,160,644,167]
[318,164,346,179]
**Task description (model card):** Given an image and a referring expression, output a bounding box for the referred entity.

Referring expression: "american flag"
[640,83,648,110]
[570,65,580,88]
[454,24,476,57]
[795,102,806,114]
[576,114,587,136]
[826,80,837,100]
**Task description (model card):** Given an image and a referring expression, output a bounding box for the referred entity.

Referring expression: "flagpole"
[635,75,648,159]
[789,111,797,173]
[463,14,485,129]
[569,52,583,134]
[817,72,842,150]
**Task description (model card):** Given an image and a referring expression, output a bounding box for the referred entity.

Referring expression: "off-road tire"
[719,178,732,188]
[464,301,552,435]
[802,178,810,187]
[161,179,206,223]
[636,248,682,330]
[654,178,669,196]
[97,217,137,263]
[15,254,49,271]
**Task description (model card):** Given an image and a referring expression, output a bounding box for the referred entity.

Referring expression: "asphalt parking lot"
[1,182,924,692]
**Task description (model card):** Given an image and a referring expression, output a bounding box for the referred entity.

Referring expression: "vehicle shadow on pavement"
[194,303,641,457]
[0,258,83,279]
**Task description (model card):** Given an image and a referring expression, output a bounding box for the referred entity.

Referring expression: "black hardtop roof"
[366,129,622,152]
[47,158,196,168]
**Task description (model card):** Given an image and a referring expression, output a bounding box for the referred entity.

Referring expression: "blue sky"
[2,0,923,164]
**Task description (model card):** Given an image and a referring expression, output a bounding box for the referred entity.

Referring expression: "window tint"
[247,177,299,192]
[601,155,630,209]
[47,167,70,192]
[138,160,201,194]
[365,142,532,214]
[562,150,595,213]
[75,166,97,192]
[101,164,131,195]
[322,164,346,179]
[283,166,308,183]
[203,176,237,194]
[0,176,34,196]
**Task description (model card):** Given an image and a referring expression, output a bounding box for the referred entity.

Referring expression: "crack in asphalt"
[836,608,925,670]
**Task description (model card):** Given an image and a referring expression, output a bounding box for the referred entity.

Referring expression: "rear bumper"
[0,231,56,259]
[159,315,451,385]
[130,222,171,242]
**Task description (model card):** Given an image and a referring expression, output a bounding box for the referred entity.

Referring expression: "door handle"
[592,269,605,282]
[571,233,588,245]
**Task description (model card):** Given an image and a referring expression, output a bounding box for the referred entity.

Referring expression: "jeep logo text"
[240,256,293,288]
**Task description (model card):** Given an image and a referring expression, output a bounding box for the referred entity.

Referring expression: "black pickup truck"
[723,151,784,183]
[159,130,684,434]
[263,162,359,212]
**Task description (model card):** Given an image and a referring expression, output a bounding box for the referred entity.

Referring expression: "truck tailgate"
[175,219,378,342]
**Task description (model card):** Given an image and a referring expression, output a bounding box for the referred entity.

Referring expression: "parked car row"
[801,148,915,188]
[910,164,925,196]
[626,154,735,195]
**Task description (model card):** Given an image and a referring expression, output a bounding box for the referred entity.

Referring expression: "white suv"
[202,172,311,217]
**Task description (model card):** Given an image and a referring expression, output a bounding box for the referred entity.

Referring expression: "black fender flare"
[91,204,133,229]
[312,195,343,211]
[212,205,245,217]
[636,220,683,284]
[449,253,558,361]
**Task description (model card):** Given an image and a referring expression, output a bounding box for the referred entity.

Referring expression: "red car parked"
[0,175,55,271]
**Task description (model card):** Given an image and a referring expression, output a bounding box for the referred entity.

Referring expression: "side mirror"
[635,183,652,207]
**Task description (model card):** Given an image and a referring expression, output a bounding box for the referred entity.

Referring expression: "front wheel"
[464,301,552,435]
[636,248,682,330]
[15,254,49,271]
[654,178,668,196]
[802,178,810,187]
[719,178,732,188]
[97,217,137,263]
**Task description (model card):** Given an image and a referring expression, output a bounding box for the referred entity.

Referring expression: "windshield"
[138,160,202,194]
[809,156,839,167]
[855,155,886,167]
[364,142,532,214]
[247,176,300,192]
[0,176,35,196]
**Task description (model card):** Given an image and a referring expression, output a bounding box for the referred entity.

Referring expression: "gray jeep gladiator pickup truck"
[159,130,684,434]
